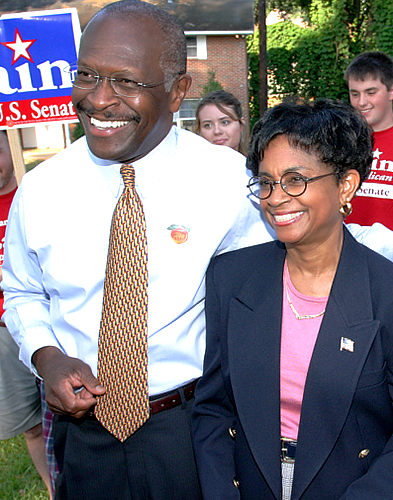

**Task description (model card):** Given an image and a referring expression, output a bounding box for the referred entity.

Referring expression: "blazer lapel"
[292,230,380,499]
[227,242,286,498]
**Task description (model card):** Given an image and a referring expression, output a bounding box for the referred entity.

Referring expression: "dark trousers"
[53,398,202,500]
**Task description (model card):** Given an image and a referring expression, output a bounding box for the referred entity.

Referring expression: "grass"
[25,160,43,173]
[0,435,48,499]
[2,157,51,499]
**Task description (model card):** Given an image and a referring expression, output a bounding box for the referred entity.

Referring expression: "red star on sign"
[1,28,36,64]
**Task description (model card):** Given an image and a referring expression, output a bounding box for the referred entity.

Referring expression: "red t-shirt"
[346,126,393,229]
[0,187,17,317]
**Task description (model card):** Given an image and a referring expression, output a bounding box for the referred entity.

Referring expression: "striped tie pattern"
[95,164,149,442]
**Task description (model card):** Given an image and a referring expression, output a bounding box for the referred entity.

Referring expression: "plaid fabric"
[281,460,295,500]
[39,382,58,496]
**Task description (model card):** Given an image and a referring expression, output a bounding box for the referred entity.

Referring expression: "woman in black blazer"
[192,99,393,499]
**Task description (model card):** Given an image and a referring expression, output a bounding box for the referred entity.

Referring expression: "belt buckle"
[281,437,296,463]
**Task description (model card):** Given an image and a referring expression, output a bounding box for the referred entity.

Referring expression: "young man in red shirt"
[345,51,393,229]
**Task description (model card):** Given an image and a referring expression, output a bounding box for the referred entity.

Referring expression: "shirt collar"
[85,126,178,198]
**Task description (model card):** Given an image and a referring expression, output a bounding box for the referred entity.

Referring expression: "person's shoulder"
[364,243,393,275]
[347,228,393,276]
[213,240,282,269]
[177,127,245,162]
[207,241,283,290]
[23,136,88,181]
[176,128,249,191]
[374,124,393,139]
[349,233,393,314]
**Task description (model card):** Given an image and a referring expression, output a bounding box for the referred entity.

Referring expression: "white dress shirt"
[2,126,274,395]
[3,126,393,395]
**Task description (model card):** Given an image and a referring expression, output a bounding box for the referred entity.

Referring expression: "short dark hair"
[195,90,246,153]
[344,51,393,91]
[85,0,187,92]
[247,98,373,185]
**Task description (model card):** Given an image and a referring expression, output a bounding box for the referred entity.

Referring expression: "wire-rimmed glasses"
[247,171,336,200]
[65,64,172,97]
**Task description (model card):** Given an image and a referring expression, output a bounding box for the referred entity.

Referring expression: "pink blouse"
[280,261,328,440]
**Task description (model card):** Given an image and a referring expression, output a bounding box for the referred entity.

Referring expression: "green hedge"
[248,0,393,126]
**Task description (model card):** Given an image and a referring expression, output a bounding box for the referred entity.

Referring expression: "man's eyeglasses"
[65,64,174,97]
[247,171,336,200]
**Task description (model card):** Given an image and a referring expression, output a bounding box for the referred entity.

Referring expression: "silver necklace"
[284,279,326,320]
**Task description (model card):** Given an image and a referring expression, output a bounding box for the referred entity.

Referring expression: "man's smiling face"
[72,14,175,163]
[348,75,393,132]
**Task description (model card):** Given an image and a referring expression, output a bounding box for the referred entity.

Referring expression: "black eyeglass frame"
[65,64,179,97]
[247,171,336,200]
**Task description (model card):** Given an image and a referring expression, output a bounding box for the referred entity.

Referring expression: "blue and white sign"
[0,9,81,129]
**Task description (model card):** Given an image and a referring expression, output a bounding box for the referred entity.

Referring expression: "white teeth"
[91,117,128,129]
[274,211,304,222]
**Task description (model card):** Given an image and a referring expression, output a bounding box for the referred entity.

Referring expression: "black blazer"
[192,228,393,499]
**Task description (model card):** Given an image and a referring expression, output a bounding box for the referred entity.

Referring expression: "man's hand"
[33,346,106,418]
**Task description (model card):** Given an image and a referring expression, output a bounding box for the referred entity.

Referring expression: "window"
[186,36,207,59]
[173,98,199,130]
[186,36,197,58]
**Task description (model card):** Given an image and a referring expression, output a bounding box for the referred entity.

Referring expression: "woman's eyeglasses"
[247,171,335,200]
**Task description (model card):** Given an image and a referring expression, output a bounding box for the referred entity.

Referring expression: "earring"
[339,201,352,217]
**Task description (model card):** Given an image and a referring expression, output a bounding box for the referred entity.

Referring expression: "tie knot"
[120,164,135,189]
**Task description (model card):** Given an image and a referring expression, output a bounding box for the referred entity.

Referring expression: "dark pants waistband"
[86,379,199,420]
[149,379,199,415]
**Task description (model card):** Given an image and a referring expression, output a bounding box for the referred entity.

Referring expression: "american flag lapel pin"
[340,337,355,352]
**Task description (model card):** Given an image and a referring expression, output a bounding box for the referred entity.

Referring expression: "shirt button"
[228,427,237,439]
[358,449,370,459]
[233,478,240,489]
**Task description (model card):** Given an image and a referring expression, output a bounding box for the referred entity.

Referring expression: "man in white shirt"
[2,2,393,499]
[2,2,270,499]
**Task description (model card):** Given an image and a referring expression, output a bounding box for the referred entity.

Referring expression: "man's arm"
[2,186,105,417]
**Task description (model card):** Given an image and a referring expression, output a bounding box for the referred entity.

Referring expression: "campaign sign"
[0,9,81,129]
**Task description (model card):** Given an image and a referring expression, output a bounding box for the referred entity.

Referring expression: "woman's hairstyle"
[247,98,373,184]
[195,90,247,153]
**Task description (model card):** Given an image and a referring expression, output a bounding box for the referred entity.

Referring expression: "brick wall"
[186,35,250,129]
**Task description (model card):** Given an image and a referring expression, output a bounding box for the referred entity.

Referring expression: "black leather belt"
[281,438,297,463]
[149,379,198,415]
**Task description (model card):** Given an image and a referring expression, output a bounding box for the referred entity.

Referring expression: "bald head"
[85,0,187,90]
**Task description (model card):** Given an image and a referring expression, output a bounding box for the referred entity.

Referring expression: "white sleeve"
[346,222,393,261]
[1,185,61,371]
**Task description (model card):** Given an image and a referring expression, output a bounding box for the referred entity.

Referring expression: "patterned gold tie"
[95,164,149,442]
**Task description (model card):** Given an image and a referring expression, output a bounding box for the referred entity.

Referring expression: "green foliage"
[71,121,85,142]
[371,0,393,56]
[0,435,48,499]
[248,0,393,123]
[199,70,223,97]
[247,34,261,127]
[255,0,311,23]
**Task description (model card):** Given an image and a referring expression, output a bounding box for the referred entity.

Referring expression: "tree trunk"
[258,0,268,115]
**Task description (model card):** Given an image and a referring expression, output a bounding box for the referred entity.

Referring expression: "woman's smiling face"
[259,135,346,249]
